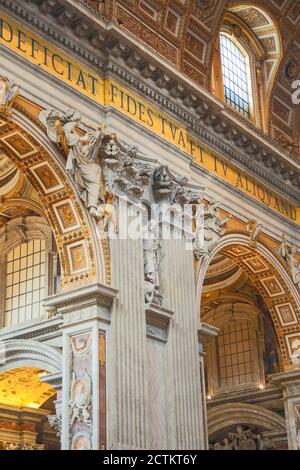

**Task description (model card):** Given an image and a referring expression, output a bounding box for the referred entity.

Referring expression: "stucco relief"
[48,414,62,439]
[211,425,275,450]
[143,220,162,306]
[69,332,93,450]
[279,236,300,290]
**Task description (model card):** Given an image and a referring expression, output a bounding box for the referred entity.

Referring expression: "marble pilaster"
[271,369,300,450]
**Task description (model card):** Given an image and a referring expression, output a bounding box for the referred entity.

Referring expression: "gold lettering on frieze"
[0,8,299,223]
[0,12,103,101]
[29,161,64,195]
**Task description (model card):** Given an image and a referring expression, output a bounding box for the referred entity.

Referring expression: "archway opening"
[0,367,59,450]
[198,237,300,450]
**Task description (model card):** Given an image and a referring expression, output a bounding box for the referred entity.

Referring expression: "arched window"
[220,33,251,118]
[212,7,283,132]
[5,240,46,326]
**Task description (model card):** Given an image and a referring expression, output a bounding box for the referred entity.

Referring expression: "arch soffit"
[203,302,261,329]
[197,234,300,369]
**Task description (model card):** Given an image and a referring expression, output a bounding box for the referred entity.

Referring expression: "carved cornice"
[1,0,300,203]
[44,282,119,312]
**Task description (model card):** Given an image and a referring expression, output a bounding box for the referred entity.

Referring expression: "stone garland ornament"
[278,235,300,290]
[147,165,203,304]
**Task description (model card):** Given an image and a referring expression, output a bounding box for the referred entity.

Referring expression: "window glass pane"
[220,34,250,118]
[217,320,256,390]
[4,240,46,327]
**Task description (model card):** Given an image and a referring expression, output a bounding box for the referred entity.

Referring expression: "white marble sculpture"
[143,220,162,305]
[40,108,105,219]
[247,219,263,247]
[194,201,229,259]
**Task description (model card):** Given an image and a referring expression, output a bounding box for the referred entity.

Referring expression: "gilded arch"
[196,233,300,369]
[0,105,112,290]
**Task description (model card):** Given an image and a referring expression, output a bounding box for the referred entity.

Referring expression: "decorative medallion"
[285,61,299,80]
[71,333,92,356]
[71,432,92,451]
